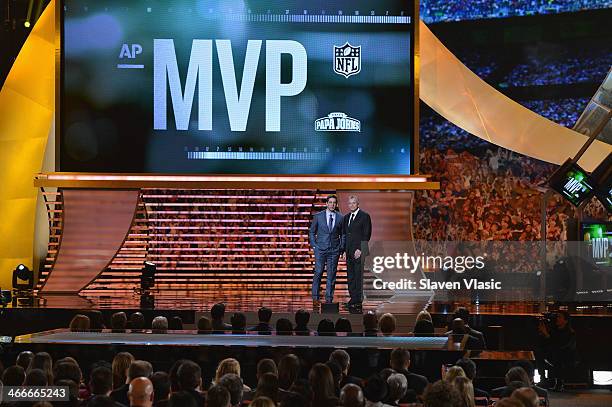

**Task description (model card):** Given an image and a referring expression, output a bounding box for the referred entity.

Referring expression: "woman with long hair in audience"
[111,352,134,390]
[309,363,339,407]
[445,365,467,383]
[27,352,53,386]
[214,358,251,391]
[278,354,300,391]
[453,376,475,407]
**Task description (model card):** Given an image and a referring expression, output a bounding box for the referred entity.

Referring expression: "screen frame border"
[55,0,420,182]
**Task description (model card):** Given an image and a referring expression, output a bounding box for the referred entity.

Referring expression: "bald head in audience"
[128,377,154,407]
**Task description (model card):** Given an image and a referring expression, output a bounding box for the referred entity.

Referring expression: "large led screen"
[60,0,416,174]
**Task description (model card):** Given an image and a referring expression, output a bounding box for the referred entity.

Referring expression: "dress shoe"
[312,299,321,310]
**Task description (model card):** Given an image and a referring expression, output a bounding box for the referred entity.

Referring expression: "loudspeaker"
[321,302,339,313]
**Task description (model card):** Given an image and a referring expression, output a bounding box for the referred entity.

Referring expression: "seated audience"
[111,360,153,406]
[416,310,433,323]
[176,360,205,406]
[169,316,183,330]
[16,350,34,370]
[211,302,232,333]
[491,367,532,398]
[151,316,168,334]
[218,373,245,407]
[128,377,154,407]
[167,391,197,407]
[129,312,145,332]
[28,352,54,385]
[111,312,128,333]
[112,353,135,390]
[53,360,82,385]
[453,307,487,349]
[309,363,339,407]
[274,317,293,335]
[168,360,187,393]
[379,313,397,336]
[511,386,539,407]
[363,312,379,336]
[414,319,435,336]
[340,383,365,407]
[197,316,212,334]
[230,312,247,334]
[445,366,467,383]
[455,357,489,404]
[25,368,48,386]
[335,317,353,334]
[363,374,392,407]
[423,380,462,407]
[278,354,300,391]
[249,306,273,334]
[84,366,114,405]
[449,318,485,349]
[386,373,408,406]
[2,365,25,386]
[253,372,280,402]
[150,371,171,407]
[70,314,91,332]
[326,360,343,396]
[389,348,428,403]
[317,318,336,336]
[329,349,362,388]
[207,384,231,407]
[511,360,548,400]
[453,376,475,407]
[294,309,311,336]
[244,359,278,400]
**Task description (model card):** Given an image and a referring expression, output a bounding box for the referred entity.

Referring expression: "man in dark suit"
[342,195,371,313]
[309,194,344,308]
[389,348,428,403]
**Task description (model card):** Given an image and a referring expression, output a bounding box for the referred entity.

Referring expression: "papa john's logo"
[334,42,361,78]
[315,112,361,132]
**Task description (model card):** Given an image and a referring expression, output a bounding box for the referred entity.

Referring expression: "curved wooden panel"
[420,20,611,171]
[40,190,139,293]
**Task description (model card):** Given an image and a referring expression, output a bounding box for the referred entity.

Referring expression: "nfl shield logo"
[334,42,361,78]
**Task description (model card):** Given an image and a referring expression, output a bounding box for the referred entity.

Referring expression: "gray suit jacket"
[309,210,344,251]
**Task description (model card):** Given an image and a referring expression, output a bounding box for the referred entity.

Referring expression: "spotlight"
[13,264,34,290]
[24,21,30,28]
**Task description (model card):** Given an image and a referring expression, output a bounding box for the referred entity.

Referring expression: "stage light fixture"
[24,20,30,28]
[13,264,34,289]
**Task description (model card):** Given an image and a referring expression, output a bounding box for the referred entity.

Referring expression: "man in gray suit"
[309,194,344,308]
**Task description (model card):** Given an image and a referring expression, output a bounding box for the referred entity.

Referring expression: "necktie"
[349,213,355,227]
[328,213,333,231]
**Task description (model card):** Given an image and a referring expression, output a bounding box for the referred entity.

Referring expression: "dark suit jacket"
[467,326,487,349]
[110,384,129,406]
[309,210,344,251]
[342,209,372,257]
[396,368,428,402]
[249,322,272,335]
